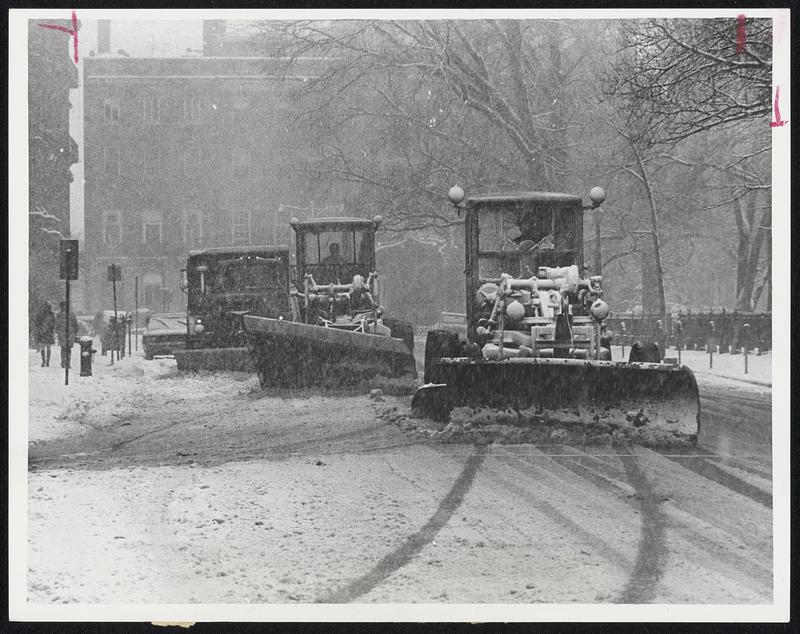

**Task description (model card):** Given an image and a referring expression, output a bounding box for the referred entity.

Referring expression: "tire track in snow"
[558,446,772,588]
[315,444,487,603]
[482,450,633,573]
[495,445,771,596]
[653,450,772,509]
[614,447,668,604]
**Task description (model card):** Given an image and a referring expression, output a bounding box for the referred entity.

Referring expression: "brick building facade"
[28,18,80,317]
[82,42,322,313]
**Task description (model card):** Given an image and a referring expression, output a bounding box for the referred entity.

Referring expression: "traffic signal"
[59,240,79,280]
[107,263,122,282]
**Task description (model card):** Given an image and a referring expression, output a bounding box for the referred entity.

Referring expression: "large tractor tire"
[628,341,662,363]
[383,318,415,354]
[423,329,462,384]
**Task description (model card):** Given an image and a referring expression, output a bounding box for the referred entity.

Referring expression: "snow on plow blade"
[411,357,701,441]
[174,347,254,372]
[242,315,418,389]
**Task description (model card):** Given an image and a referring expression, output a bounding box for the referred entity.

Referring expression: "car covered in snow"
[142,312,187,360]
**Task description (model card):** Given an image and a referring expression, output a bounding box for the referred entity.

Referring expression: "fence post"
[761,312,771,353]
[741,323,750,374]
[730,309,740,355]
[674,316,684,365]
[719,307,728,354]
[655,319,666,359]
[707,320,716,368]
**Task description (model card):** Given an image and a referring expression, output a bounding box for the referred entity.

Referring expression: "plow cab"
[173,245,292,371]
[412,188,701,442]
[243,216,417,388]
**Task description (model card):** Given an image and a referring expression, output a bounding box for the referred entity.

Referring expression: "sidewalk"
[611,345,771,387]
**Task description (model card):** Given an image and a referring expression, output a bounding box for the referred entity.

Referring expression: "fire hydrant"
[79,335,97,377]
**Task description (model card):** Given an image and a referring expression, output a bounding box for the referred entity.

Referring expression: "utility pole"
[134,276,139,351]
[65,278,70,385]
[59,240,79,385]
[112,269,118,362]
[108,263,122,364]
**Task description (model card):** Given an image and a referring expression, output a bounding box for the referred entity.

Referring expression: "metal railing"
[605,310,771,354]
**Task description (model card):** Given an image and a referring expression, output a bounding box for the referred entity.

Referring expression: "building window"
[142,147,162,178]
[232,148,250,178]
[103,99,120,123]
[103,146,121,175]
[232,210,251,245]
[183,208,203,246]
[179,147,201,178]
[143,95,161,123]
[142,272,163,309]
[103,211,122,246]
[142,209,163,244]
[183,94,202,122]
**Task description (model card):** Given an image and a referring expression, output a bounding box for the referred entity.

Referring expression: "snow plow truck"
[242,216,417,388]
[173,245,292,371]
[411,187,701,442]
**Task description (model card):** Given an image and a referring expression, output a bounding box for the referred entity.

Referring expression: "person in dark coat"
[34,302,56,367]
[55,301,79,369]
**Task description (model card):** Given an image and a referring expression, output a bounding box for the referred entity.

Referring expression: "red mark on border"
[771,86,787,128]
[37,10,79,64]
[736,14,747,54]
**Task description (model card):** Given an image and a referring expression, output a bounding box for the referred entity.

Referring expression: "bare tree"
[608,17,772,145]
[601,18,772,313]
[658,123,771,311]
[259,19,606,233]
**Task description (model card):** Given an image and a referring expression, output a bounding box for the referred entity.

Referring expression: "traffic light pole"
[134,276,139,351]
[64,279,70,385]
[112,273,118,365]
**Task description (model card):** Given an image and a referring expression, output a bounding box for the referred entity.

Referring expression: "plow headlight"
[589,186,606,206]
[194,323,205,334]
[448,185,465,205]
[590,299,610,321]
[505,300,525,322]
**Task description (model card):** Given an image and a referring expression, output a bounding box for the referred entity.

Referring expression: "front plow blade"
[412,357,700,441]
[243,315,418,389]
[174,347,254,372]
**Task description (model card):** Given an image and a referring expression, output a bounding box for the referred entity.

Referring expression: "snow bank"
[612,346,771,386]
[28,349,258,443]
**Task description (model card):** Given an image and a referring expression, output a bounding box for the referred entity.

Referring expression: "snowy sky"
[81,19,203,57]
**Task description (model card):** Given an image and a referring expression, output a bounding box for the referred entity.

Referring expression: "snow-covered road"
[25,348,773,605]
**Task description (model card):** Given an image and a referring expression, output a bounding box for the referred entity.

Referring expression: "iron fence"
[605,310,771,354]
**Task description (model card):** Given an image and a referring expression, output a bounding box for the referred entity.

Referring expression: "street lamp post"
[589,186,606,276]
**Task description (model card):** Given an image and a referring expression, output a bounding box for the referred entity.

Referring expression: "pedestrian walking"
[55,301,79,369]
[34,301,56,367]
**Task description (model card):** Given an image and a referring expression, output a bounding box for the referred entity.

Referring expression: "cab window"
[303,229,369,265]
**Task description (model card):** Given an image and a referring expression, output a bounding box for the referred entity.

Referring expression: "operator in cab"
[322,242,346,266]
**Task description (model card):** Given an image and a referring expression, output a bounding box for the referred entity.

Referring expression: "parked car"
[93,310,130,355]
[142,312,187,360]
